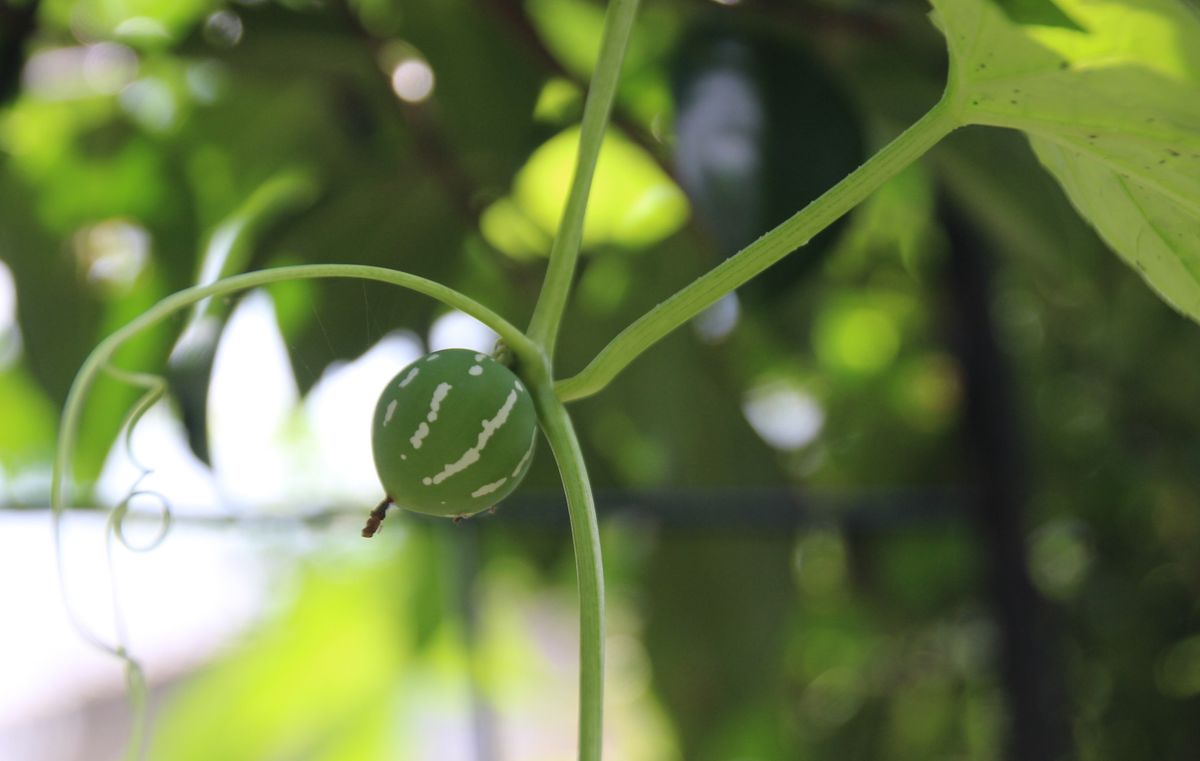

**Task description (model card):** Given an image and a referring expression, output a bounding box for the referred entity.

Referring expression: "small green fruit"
[371,348,537,518]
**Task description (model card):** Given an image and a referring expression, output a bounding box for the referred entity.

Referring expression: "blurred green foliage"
[2,0,1200,759]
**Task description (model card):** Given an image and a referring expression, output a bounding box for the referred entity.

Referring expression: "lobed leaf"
[932,0,1200,321]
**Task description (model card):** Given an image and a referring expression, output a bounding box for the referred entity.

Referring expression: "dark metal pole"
[940,199,1071,761]
[0,0,40,106]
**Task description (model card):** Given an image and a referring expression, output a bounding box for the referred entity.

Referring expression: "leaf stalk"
[555,96,961,401]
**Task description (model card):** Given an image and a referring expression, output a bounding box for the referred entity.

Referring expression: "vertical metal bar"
[940,200,1071,761]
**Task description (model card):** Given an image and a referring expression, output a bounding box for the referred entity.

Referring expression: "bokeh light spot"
[1028,520,1091,600]
[814,301,901,376]
[203,11,244,48]
[82,43,138,95]
[742,380,824,450]
[23,44,137,100]
[533,77,582,123]
[73,219,150,293]
[693,293,740,344]
[428,311,498,353]
[112,17,171,46]
[119,77,178,132]
[391,59,435,103]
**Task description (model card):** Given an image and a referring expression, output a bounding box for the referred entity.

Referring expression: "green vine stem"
[522,1,642,757]
[50,263,540,642]
[555,96,961,402]
[525,0,642,358]
[530,384,606,761]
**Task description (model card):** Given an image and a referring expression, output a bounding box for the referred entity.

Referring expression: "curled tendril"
[102,365,175,554]
[56,364,173,761]
[110,486,175,554]
[104,366,165,474]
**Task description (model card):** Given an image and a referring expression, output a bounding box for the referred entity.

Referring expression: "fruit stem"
[361,497,392,538]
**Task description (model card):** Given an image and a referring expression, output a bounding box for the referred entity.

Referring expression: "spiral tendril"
[102,365,176,554]
[51,364,174,761]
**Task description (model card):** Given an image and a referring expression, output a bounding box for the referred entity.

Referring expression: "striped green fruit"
[371,348,538,518]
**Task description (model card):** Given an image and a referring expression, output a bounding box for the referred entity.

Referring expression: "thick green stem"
[522,3,642,755]
[530,385,605,761]
[519,3,641,749]
[555,98,961,401]
[525,0,642,358]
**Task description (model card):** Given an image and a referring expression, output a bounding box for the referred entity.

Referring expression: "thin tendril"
[55,365,171,761]
[103,366,166,477]
[102,365,176,553]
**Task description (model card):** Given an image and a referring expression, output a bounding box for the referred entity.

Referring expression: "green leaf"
[993,0,1083,29]
[496,126,689,256]
[933,0,1200,321]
